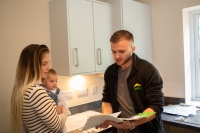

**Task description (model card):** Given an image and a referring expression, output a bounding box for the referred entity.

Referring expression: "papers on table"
[163,104,197,116]
[66,110,102,132]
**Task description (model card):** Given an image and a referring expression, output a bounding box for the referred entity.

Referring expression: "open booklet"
[82,111,156,131]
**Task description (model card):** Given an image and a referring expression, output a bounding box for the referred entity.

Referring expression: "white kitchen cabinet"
[49,0,114,76]
[107,0,154,63]
[93,2,114,72]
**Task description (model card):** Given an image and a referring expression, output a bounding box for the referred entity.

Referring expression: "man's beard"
[117,54,132,66]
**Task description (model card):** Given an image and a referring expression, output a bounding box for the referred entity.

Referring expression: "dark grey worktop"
[162,96,200,131]
[68,97,200,132]
[162,113,200,131]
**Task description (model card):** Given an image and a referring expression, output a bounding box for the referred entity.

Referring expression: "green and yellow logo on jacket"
[134,83,142,90]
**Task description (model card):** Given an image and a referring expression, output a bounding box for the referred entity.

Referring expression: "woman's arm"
[28,87,68,132]
[58,92,71,115]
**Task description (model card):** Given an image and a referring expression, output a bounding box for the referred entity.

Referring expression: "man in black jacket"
[96,30,164,133]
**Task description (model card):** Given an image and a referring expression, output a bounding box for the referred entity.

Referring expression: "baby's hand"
[56,105,63,114]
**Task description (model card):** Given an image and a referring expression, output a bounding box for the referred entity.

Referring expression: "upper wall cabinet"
[108,0,153,63]
[49,0,114,76]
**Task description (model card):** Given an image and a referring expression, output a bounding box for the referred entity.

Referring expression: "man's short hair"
[110,30,134,43]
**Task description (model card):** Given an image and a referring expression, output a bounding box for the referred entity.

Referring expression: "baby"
[42,68,71,133]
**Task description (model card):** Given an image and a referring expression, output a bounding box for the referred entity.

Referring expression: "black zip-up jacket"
[102,53,164,133]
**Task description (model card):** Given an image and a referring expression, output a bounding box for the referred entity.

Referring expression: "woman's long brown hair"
[10,44,49,132]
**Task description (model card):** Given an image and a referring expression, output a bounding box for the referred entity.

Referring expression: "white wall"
[0,0,104,132]
[135,0,200,98]
[57,74,104,107]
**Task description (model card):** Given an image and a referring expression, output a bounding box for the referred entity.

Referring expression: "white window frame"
[183,5,200,105]
[193,12,200,98]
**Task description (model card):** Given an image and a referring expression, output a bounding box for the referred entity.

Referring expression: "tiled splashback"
[164,96,185,106]
[69,100,102,115]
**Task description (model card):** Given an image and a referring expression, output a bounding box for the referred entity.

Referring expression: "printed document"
[82,112,156,131]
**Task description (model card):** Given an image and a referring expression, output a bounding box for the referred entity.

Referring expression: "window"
[183,5,200,105]
[193,12,200,99]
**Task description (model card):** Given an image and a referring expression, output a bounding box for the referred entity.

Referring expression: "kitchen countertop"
[68,108,200,132]
[162,113,200,131]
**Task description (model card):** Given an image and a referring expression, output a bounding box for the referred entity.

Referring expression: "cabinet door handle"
[74,48,79,67]
[97,48,102,65]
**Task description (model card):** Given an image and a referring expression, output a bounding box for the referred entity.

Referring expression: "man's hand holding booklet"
[82,111,156,131]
